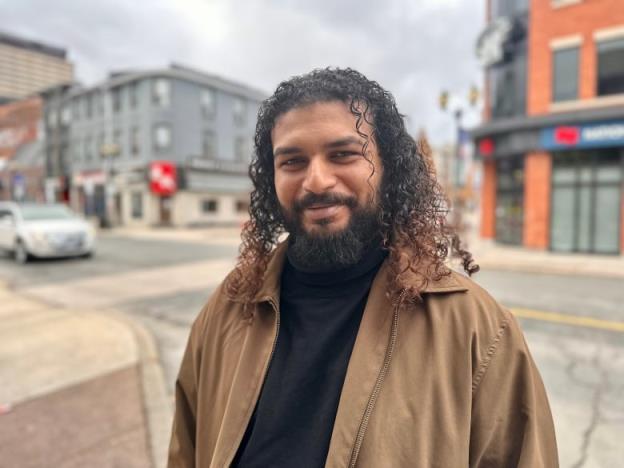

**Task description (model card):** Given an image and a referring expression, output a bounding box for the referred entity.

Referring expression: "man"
[168,68,558,467]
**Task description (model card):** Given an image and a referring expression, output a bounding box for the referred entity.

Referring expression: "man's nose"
[302,157,336,194]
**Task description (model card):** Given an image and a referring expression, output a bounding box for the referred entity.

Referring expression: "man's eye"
[332,151,359,159]
[281,158,304,167]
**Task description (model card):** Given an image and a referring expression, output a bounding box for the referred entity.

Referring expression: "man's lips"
[303,203,344,220]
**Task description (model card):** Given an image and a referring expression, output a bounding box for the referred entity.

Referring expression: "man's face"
[272,100,383,238]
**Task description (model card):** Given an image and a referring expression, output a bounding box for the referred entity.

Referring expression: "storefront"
[542,121,624,254]
[474,115,624,255]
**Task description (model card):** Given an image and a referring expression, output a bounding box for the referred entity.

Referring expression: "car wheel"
[14,240,30,264]
[81,251,94,259]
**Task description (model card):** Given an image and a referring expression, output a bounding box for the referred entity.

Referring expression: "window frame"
[552,45,580,102]
[153,123,173,152]
[201,199,218,213]
[152,78,171,108]
[596,36,624,97]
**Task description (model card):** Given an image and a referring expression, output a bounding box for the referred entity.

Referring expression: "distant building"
[44,64,265,227]
[0,31,73,103]
[472,0,624,255]
[0,140,45,202]
[0,97,43,200]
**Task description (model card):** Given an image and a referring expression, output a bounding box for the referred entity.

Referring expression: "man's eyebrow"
[273,146,302,158]
[324,136,364,149]
[273,136,365,158]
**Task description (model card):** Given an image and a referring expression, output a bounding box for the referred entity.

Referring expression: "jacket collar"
[249,240,467,307]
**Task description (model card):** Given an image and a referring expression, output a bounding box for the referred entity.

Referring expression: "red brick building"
[0,97,44,200]
[473,0,624,254]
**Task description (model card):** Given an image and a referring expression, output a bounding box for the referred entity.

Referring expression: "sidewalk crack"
[570,351,609,468]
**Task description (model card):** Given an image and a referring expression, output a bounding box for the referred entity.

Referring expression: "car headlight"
[29,231,48,244]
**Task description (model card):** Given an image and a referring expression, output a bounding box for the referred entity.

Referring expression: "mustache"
[293,192,358,213]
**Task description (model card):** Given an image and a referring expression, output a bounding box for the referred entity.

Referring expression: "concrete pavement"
[0,281,172,468]
[1,225,622,468]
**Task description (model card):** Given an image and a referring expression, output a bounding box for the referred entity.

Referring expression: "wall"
[528,0,624,115]
[171,191,248,227]
[0,97,41,159]
[523,150,551,248]
[480,158,497,238]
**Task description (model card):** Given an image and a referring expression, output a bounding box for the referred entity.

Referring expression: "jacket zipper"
[223,297,281,467]
[347,289,405,468]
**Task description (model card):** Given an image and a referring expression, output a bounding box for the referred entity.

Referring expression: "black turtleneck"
[232,244,387,468]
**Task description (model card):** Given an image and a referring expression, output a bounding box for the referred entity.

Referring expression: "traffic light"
[439,91,449,110]
[469,86,480,106]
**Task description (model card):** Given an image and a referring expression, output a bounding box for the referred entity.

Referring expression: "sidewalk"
[0,282,172,468]
[468,237,624,279]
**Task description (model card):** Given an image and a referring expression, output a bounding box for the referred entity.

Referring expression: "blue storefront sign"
[541,120,624,150]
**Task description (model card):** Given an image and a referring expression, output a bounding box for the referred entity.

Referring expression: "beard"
[281,192,382,272]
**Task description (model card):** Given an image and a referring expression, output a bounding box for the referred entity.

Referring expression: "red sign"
[149,161,177,196]
[554,126,580,145]
[478,138,495,156]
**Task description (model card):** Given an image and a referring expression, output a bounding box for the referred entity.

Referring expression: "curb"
[97,310,173,468]
[1,280,172,468]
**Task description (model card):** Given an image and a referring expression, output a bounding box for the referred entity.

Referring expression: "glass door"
[550,149,622,254]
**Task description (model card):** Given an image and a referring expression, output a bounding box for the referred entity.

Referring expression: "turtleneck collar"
[285,241,388,288]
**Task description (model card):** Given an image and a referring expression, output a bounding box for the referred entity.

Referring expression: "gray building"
[44,64,266,226]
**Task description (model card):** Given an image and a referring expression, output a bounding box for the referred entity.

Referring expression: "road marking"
[510,307,624,333]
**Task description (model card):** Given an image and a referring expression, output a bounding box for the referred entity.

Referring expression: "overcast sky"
[2,0,485,145]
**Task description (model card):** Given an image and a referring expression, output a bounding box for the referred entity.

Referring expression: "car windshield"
[20,204,78,221]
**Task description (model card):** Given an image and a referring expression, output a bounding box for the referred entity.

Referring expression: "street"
[1,229,623,468]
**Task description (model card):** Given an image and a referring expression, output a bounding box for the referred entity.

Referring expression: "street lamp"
[438,86,481,234]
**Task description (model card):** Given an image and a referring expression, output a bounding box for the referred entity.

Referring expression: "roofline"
[0,30,67,59]
[62,65,268,103]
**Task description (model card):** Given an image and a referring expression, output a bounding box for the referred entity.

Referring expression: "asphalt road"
[1,231,622,468]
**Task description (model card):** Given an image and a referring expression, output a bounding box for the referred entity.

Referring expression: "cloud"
[1,0,485,144]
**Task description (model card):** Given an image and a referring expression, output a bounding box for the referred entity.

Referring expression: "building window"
[489,48,527,118]
[152,78,171,107]
[85,93,93,118]
[552,46,579,101]
[84,137,92,161]
[234,136,247,162]
[112,87,122,113]
[233,98,246,125]
[73,98,81,119]
[495,157,524,245]
[129,81,138,108]
[201,199,218,213]
[113,129,122,156]
[202,130,216,159]
[597,37,624,96]
[491,0,529,18]
[98,132,105,159]
[153,123,172,151]
[236,200,249,213]
[201,88,217,117]
[131,126,140,156]
[131,192,143,219]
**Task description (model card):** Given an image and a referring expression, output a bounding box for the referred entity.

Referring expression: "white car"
[0,202,96,263]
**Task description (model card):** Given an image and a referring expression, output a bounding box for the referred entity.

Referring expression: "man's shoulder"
[423,270,515,339]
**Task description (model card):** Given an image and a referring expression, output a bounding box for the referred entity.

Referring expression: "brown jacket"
[168,244,558,467]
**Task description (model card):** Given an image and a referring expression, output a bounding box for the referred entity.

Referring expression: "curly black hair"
[226,67,478,304]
